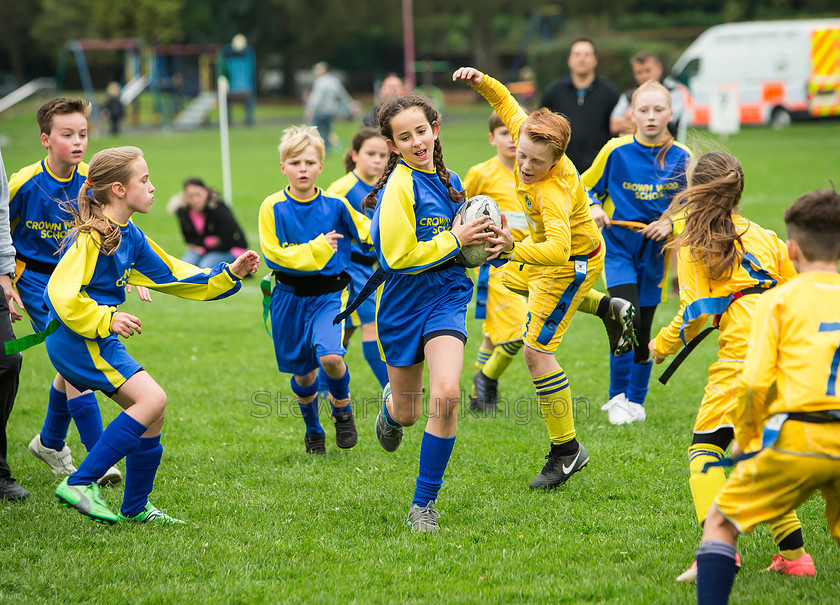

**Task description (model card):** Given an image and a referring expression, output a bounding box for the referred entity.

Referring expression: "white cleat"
[29,434,76,476]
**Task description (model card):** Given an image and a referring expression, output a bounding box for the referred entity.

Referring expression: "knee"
[143,387,167,422]
[293,369,318,388]
[319,354,345,376]
[430,386,459,421]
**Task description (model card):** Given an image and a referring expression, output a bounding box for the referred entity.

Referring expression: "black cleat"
[375,383,404,452]
[0,477,29,502]
[332,410,358,449]
[528,442,589,489]
[304,431,326,455]
[472,370,499,412]
[603,297,637,356]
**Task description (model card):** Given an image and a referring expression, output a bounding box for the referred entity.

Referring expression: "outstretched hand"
[452,67,483,86]
[484,213,515,261]
[450,214,492,247]
[230,250,261,278]
[126,284,152,303]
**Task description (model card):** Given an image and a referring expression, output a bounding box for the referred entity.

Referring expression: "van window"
[674,58,700,87]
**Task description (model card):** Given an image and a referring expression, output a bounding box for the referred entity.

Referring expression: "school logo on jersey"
[524,194,532,209]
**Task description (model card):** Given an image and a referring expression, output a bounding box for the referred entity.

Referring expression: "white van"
[672,19,840,127]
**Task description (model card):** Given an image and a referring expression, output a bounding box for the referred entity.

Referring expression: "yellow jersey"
[470,73,602,266]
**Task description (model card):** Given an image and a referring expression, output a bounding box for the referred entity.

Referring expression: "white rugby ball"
[453,195,503,268]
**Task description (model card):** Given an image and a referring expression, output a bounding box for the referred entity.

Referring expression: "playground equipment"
[55,38,250,130]
[0,77,55,115]
[56,38,161,124]
[216,36,257,126]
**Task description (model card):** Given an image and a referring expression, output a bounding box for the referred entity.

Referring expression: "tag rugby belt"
[333,259,457,326]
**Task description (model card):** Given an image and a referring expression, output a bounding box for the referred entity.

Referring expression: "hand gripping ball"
[453,195,502,268]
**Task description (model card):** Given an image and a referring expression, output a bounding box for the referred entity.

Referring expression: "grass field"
[1,99,839,604]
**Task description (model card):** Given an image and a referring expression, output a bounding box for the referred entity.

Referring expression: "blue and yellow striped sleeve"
[581,139,621,207]
[47,233,117,339]
[258,194,334,272]
[7,163,42,222]
[340,198,373,246]
[327,172,356,198]
[471,74,527,145]
[378,168,460,273]
[127,235,242,300]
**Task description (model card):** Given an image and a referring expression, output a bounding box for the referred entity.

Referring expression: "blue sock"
[626,359,654,405]
[121,435,163,518]
[291,376,322,436]
[412,432,456,507]
[66,392,103,452]
[326,368,351,414]
[40,385,71,451]
[609,351,633,398]
[697,541,738,605]
[362,340,389,388]
[68,412,147,486]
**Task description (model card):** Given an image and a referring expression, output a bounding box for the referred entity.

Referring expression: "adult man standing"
[540,38,619,172]
[303,62,359,153]
[0,147,26,502]
[610,51,685,137]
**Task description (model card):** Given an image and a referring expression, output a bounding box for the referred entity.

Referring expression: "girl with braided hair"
[650,152,814,581]
[362,95,512,532]
[48,146,259,525]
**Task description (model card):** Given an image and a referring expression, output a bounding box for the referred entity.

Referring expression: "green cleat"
[55,477,118,525]
[118,502,185,524]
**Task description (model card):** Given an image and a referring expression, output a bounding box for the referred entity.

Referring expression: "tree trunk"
[471,10,500,76]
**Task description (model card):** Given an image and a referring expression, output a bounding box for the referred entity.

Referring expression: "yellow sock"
[769,511,804,559]
[474,346,493,372]
[534,369,575,444]
[577,289,605,316]
[688,443,727,526]
[482,341,522,380]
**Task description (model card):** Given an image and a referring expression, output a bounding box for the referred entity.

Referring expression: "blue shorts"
[346,261,377,327]
[45,324,143,395]
[603,226,666,307]
[270,283,346,376]
[15,270,51,333]
[377,265,472,367]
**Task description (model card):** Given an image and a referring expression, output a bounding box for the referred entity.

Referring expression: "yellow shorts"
[522,247,605,353]
[483,265,528,345]
[501,261,530,298]
[715,421,840,542]
[694,360,738,434]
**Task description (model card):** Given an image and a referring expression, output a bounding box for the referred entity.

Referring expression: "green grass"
[1,101,840,604]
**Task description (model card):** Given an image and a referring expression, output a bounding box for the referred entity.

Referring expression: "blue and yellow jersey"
[258,186,371,277]
[470,73,602,266]
[582,135,690,223]
[46,218,243,340]
[735,272,840,448]
[652,216,796,359]
[8,158,88,265]
[327,170,376,262]
[463,156,528,243]
[370,160,463,275]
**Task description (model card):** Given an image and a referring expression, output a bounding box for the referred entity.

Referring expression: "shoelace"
[411,505,439,526]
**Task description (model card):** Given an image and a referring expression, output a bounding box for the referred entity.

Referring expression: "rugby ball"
[454,195,503,268]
